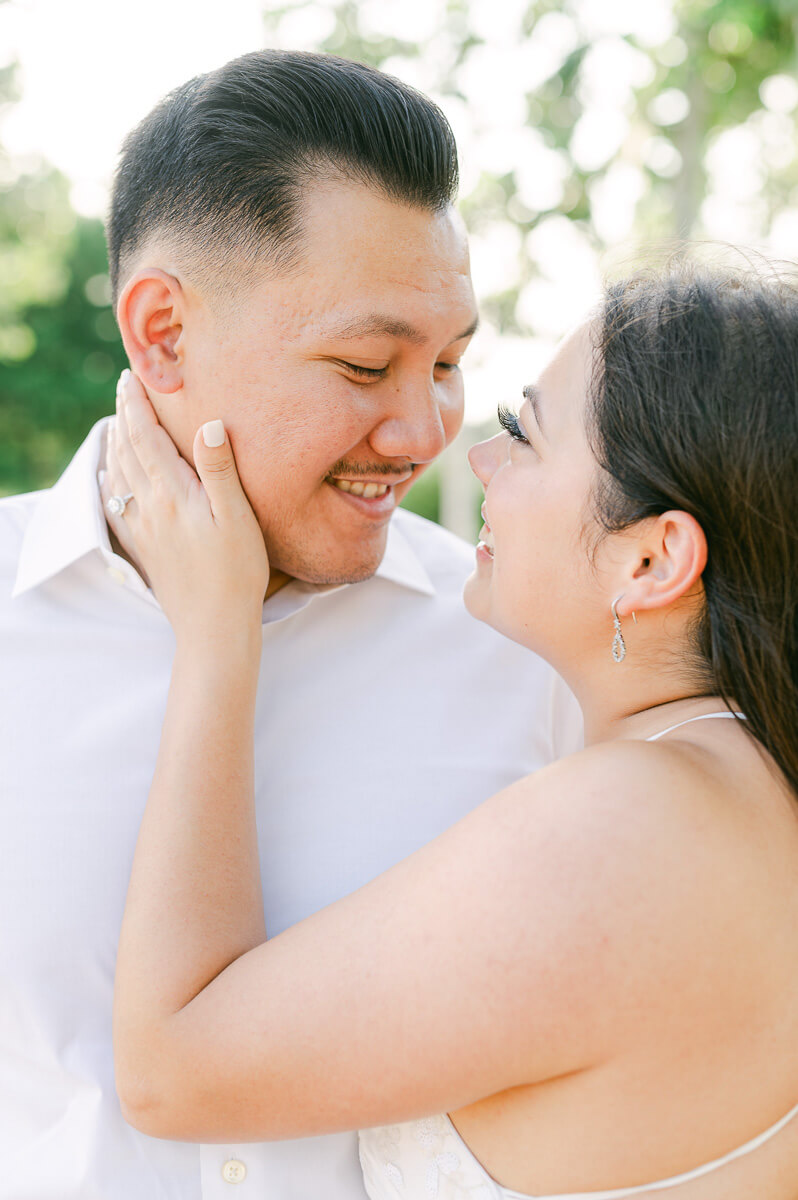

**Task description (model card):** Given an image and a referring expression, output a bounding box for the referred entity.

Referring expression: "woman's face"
[464,321,606,670]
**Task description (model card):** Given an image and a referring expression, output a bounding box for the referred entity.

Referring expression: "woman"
[108,261,798,1199]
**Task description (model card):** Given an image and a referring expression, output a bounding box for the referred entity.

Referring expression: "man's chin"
[268,539,388,591]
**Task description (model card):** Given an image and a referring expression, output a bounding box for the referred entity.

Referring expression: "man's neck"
[265,570,290,600]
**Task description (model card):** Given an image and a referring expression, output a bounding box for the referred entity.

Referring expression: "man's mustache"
[326,461,416,480]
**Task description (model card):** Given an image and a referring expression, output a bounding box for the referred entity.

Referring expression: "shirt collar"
[12,416,436,600]
[374,516,436,596]
[12,417,115,598]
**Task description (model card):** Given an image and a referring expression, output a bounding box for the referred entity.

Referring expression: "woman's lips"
[478,502,494,556]
[477,526,494,557]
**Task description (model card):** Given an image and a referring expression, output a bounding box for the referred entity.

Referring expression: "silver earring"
[611,595,626,663]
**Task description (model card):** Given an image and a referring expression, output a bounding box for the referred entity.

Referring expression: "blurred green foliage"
[0,59,126,495]
[0,206,126,496]
[2,0,798,505]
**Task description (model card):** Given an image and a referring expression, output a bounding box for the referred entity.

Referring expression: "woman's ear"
[619,511,708,616]
[116,269,185,394]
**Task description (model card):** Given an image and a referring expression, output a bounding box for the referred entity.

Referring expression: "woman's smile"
[477,507,494,559]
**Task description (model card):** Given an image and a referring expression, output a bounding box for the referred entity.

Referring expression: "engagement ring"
[106,493,134,517]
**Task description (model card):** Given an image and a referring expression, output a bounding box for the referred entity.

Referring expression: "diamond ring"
[106,493,135,517]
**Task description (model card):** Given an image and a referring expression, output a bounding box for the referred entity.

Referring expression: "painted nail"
[202,419,225,447]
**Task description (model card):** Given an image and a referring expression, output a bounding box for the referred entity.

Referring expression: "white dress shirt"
[0,416,582,1200]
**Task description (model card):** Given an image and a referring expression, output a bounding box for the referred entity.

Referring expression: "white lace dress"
[358,1103,798,1200]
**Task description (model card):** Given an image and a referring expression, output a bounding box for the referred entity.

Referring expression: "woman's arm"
[109,374,717,1144]
[114,636,264,1088]
[106,374,270,1108]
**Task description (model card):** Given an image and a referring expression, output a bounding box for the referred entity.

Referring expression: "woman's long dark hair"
[589,257,798,797]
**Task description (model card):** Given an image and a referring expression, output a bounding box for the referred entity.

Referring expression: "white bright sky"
[2,0,796,429]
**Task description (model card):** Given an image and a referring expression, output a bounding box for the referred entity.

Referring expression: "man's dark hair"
[106,49,459,303]
[588,255,798,798]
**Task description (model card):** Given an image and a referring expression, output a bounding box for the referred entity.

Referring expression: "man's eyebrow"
[322,313,480,347]
[522,383,545,437]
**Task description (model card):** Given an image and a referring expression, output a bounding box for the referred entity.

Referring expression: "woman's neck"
[561,652,724,747]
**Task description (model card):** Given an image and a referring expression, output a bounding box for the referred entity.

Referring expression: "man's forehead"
[316,311,480,346]
[299,182,471,274]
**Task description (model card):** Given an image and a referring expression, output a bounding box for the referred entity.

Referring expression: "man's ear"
[617,511,708,617]
[116,269,185,394]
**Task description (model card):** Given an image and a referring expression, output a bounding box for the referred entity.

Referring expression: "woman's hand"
[100,370,270,646]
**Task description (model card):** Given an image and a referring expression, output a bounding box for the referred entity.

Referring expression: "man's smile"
[324,476,406,518]
[330,479,390,497]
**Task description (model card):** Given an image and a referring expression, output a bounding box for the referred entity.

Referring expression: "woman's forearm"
[114,623,265,1085]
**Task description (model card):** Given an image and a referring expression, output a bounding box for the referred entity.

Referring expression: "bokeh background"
[2,0,797,535]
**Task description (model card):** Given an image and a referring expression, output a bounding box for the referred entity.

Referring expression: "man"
[0,50,580,1199]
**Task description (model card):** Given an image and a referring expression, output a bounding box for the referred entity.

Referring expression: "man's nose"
[467,432,505,487]
[369,380,454,465]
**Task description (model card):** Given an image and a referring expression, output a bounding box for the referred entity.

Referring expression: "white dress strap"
[498,1097,798,1199]
[645,711,745,742]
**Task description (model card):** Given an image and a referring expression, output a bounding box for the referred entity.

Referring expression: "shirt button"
[222,1159,247,1184]
[106,566,126,585]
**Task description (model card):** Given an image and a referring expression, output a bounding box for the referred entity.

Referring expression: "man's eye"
[497,404,529,444]
[341,362,388,380]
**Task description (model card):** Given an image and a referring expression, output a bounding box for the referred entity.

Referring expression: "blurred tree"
[261,0,798,311]
[0,55,124,497]
[638,0,798,239]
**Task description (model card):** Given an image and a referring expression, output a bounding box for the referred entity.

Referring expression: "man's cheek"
[442,390,465,445]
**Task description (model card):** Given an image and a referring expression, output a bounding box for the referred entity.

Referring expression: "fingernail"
[119,368,131,386]
[98,470,106,487]
[203,419,225,447]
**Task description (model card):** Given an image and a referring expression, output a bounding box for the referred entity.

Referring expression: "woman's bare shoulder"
[497,734,726,853]
[486,737,760,979]
[472,736,776,1056]
[506,722,787,851]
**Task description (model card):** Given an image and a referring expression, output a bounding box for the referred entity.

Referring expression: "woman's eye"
[436,362,460,373]
[341,362,388,380]
[497,404,529,444]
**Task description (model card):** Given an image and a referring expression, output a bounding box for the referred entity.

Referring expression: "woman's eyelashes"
[497,404,530,444]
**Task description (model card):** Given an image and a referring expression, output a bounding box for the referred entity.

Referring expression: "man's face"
[167,182,477,591]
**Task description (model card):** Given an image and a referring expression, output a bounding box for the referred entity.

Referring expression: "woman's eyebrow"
[522,384,546,437]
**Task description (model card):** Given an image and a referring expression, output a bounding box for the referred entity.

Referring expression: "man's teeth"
[331,479,390,498]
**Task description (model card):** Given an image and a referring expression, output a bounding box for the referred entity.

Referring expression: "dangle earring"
[611,596,626,663]
[611,595,637,663]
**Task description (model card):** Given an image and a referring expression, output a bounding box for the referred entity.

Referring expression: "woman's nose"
[467,432,504,488]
